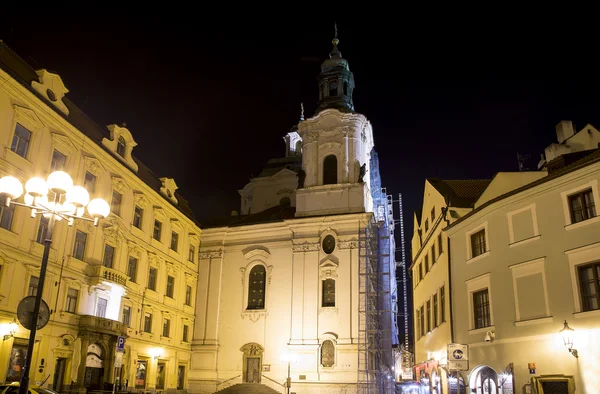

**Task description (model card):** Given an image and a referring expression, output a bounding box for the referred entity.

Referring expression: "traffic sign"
[114,351,123,368]
[447,343,468,361]
[117,336,126,352]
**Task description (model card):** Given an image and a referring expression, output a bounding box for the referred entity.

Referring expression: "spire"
[330,22,342,58]
[300,102,305,121]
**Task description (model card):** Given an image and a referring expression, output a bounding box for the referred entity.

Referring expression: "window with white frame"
[162,318,170,337]
[188,244,195,263]
[144,313,152,332]
[122,306,131,326]
[322,279,335,307]
[73,231,87,260]
[84,171,96,194]
[128,257,138,282]
[111,191,122,217]
[466,273,493,331]
[166,275,175,298]
[182,324,189,342]
[561,180,600,227]
[153,220,162,241]
[133,206,143,229]
[51,149,67,171]
[11,123,31,159]
[578,261,600,312]
[103,244,115,268]
[171,231,179,251]
[65,288,78,313]
[471,230,486,258]
[247,265,266,310]
[185,285,192,306]
[96,298,108,318]
[148,267,157,291]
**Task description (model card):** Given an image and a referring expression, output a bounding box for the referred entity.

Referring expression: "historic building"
[411,121,600,394]
[190,33,398,393]
[0,41,200,393]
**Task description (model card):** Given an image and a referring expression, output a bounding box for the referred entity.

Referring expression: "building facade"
[189,34,398,394]
[446,123,600,394]
[0,42,200,393]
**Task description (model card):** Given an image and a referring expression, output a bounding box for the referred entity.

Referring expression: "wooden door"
[245,358,260,383]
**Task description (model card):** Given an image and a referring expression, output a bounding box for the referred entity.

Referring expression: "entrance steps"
[214,383,282,393]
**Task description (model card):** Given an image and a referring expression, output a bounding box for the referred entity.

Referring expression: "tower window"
[117,136,126,157]
[247,265,266,310]
[329,81,338,97]
[343,82,348,95]
[323,155,337,185]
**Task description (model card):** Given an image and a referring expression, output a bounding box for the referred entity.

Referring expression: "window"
[148,268,157,291]
[343,82,348,95]
[185,285,192,306]
[432,293,438,328]
[440,285,446,323]
[424,255,429,274]
[568,189,596,224]
[11,123,31,158]
[144,313,152,332]
[426,300,431,333]
[133,206,143,228]
[323,155,337,185]
[128,257,138,282]
[170,231,178,251]
[438,233,443,255]
[419,306,425,338]
[189,244,195,263]
[321,340,335,367]
[416,307,421,339]
[431,207,435,221]
[247,265,266,310]
[473,289,491,329]
[162,318,170,337]
[182,325,189,342]
[177,366,185,390]
[471,229,486,258]
[103,244,115,268]
[28,276,39,296]
[122,306,131,326]
[322,279,335,307]
[117,136,126,157]
[418,263,423,281]
[424,219,429,233]
[431,245,436,266]
[329,81,338,96]
[66,288,78,313]
[84,172,96,194]
[166,276,174,298]
[111,191,122,217]
[73,231,87,260]
[0,203,15,231]
[51,149,67,171]
[322,235,336,254]
[96,298,108,318]
[135,361,148,389]
[153,220,162,241]
[578,262,600,311]
[36,216,49,244]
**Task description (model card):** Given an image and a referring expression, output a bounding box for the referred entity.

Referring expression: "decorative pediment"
[0,251,17,265]
[75,219,95,233]
[12,105,45,130]
[240,342,264,355]
[83,155,105,175]
[102,124,139,172]
[165,261,178,275]
[50,132,77,155]
[102,223,122,246]
[111,176,129,194]
[319,259,338,279]
[127,241,145,258]
[243,247,270,261]
[31,69,70,115]
[147,252,164,268]
[184,271,198,282]
[159,177,178,204]
[134,192,150,209]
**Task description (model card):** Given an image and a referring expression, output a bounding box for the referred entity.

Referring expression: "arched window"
[322,278,335,307]
[247,265,266,310]
[323,155,337,185]
[469,366,498,394]
[329,81,338,97]
[343,82,348,96]
[117,136,126,157]
[321,340,334,367]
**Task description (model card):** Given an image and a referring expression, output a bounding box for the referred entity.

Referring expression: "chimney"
[556,120,575,143]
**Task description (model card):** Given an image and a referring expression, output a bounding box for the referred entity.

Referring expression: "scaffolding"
[357,204,396,393]
[397,193,409,351]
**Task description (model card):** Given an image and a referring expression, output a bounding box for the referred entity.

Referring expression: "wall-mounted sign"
[262,364,270,372]
[447,343,469,361]
[448,360,469,371]
[528,363,536,374]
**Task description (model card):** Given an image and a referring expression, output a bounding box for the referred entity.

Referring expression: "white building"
[189,33,398,394]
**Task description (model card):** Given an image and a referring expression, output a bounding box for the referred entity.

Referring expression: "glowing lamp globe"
[25,177,48,198]
[24,193,48,207]
[559,320,574,349]
[47,171,73,194]
[0,176,24,199]
[66,186,90,207]
[87,198,110,219]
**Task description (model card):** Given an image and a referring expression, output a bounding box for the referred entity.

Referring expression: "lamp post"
[0,171,110,394]
[280,352,298,394]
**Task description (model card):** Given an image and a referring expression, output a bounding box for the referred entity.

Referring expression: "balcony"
[88,265,128,287]
[79,315,128,336]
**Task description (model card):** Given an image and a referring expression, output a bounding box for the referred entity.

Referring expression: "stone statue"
[297,169,306,189]
[358,163,367,183]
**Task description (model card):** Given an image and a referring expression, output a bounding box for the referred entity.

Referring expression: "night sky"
[3,9,599,349]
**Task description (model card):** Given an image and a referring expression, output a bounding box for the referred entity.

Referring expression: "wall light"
[149,347,163,360]
[2,318,18,340]
[559,320,578,358]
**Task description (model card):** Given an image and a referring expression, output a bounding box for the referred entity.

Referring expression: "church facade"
[190,34,398,394]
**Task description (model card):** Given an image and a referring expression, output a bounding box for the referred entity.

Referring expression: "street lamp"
[280,352,298,394]
[559,320,578,358]
[0,170,110,394]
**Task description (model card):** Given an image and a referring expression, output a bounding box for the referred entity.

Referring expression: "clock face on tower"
[322,235,336,254]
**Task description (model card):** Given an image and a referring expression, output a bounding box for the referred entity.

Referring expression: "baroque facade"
[0,41,200,393]
[190,33,398,393]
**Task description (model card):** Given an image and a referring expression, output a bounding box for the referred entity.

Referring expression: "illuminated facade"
[446,122,600,394]
[0,42,200,393]
[190,33,397,393]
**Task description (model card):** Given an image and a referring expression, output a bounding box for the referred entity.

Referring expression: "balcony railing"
[79,315,128,336]
[89,265,128,286]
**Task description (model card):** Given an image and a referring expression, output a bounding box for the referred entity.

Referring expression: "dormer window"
[117,136,126,157]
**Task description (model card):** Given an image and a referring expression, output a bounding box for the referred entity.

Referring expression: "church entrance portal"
[240,343,264,384]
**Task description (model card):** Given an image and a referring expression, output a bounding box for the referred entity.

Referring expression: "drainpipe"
[442,202,455,344]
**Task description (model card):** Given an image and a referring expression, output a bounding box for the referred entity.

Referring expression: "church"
[189,32,399,394]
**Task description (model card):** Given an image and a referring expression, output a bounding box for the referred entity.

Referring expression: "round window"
[322,235,336,254]
[46,89,57,102]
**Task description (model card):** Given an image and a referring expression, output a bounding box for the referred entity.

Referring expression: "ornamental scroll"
[199,249,223,260]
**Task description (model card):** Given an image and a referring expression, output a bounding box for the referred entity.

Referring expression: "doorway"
[156,363,166,390]
[541,381,569,394]
[245,358,260,383]
[84,343,104,391]
[53,358,67,392]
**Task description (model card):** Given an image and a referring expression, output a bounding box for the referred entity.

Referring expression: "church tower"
[295,27,374,217]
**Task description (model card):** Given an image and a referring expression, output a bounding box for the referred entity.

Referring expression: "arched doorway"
[84,343,105,391]
[240,343,264,383]
[469,365,498,394]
